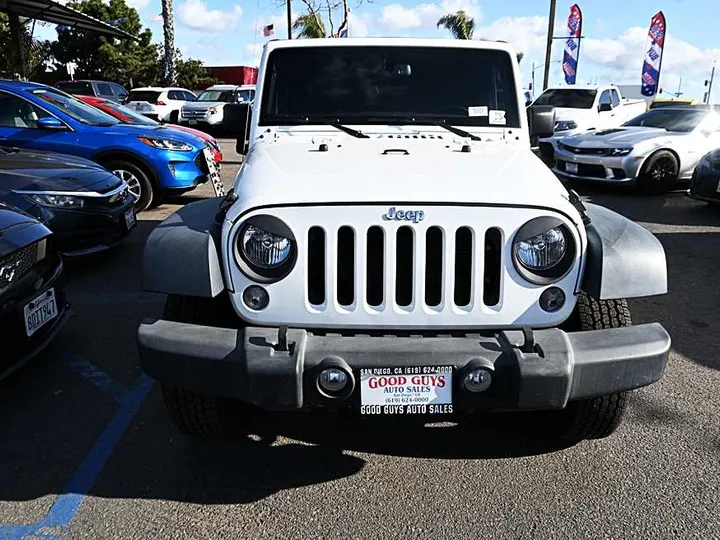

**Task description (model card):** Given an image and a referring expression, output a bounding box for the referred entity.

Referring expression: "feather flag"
[641,11,666,97]
[562,4,582,85]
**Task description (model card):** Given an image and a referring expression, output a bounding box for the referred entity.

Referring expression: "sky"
[57,0,720,101]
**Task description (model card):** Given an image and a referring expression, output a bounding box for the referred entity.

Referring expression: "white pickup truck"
[138,38,670,444]
[532,84,647,135]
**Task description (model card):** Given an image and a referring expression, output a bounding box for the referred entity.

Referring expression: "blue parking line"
[66,354,129,404]
[0,374,154,540]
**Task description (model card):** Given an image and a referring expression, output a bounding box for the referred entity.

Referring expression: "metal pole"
[707,62,716,104]
[542,0,557,91]
[286,0,293,39]
[532,61,535,95]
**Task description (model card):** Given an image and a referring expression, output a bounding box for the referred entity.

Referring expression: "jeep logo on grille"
[382,207,425,223]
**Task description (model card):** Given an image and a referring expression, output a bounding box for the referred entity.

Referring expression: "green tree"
[174,54,216,89]
[51,0,159,87]
[436,10,474,40]
[292,13,327,38]
[0,15,53,79]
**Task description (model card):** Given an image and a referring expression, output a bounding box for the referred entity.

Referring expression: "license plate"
[360,366,453,415]
[24,288,58,337]
[124,208,136,229]
[566,162,579,174]
[189,119,198,125]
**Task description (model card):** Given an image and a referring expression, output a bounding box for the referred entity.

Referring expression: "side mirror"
[598,103,613,113]
[527,104,555,140]
[37,117,67,130]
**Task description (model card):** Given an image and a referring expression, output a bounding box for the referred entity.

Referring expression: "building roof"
[0,0,138,40]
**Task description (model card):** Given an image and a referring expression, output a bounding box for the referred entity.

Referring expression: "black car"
[688,149,720,205]
[0,147,136,256]
[55,80,129,104]
[0,204,71,379]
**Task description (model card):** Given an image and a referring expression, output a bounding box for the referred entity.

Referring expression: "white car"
[138,38,670,444]
[532,84,647,136]
[551,107,720,193]
[125,87,197,123]
[179,84,256,130]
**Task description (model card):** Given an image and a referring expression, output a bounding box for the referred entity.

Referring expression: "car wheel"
[554,292,633,441]
[104,160,154,212]
[638,150,679,194]
[160,294,256,438]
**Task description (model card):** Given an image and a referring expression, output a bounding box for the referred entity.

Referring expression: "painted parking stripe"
[66,354,128,404]
[0,374,154,540]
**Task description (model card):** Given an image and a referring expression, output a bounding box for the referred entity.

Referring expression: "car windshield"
[236,89,254,102]
[623,109,707,132]
[56,81,94,96]
[128,90,161,103]
[259,46,520,127]
[197,90,234,102]
[100,100,158,126]
[31,89,120,126]
[532,89,597,109]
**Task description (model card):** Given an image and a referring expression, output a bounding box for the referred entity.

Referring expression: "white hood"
[562,127,680,148]
[229,134,579,223]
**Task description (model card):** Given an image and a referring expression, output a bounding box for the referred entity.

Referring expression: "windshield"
[623,109,707,132]
[100,100,158,126]
[31,89,120,126]
[236,89,254,102]
[128,90,161,103]
[197,90,234,102]
[533,89,597,109]
[260,46,520,127]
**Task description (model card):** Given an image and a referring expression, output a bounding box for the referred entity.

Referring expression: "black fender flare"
[582,203,667,300]
[142,197,225,297]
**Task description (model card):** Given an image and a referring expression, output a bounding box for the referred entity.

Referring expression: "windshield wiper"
[274,115,369,138]
[365,115,482,141]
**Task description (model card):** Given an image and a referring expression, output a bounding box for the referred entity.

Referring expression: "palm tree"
[436,10,474,40]
[161,0,176,85]
[293,13,326,38]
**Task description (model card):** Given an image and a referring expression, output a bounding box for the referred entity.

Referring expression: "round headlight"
[241,224,291,268]
[514,226,567,270]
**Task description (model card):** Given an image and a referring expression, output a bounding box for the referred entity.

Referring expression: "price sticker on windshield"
[489,110,507,125]
[468,106,488,117]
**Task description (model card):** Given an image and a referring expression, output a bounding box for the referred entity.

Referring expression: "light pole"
[286,0,292,39]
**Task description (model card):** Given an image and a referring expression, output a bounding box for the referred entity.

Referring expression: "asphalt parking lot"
[1,140,719,540]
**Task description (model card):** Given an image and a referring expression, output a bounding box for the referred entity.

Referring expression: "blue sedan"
[0,80,214,211]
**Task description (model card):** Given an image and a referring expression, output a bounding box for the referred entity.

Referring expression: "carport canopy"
[0,0,137,39]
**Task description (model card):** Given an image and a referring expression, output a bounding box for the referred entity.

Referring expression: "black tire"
[161,294,251,438]
[559,293,632,441]
[637,150,679,194]
[102,159,155,212]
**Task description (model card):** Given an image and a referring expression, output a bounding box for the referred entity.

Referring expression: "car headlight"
[512,217,576,285]
[138,137,193,151]
[555,120,578,132]
[25,193,85,208]
[235,216,297,282]
[608,147,633,156]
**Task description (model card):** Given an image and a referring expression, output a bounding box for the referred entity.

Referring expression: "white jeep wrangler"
[138,38,671,442]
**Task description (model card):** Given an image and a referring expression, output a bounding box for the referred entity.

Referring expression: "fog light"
[168,163,176,177]
[243,285,269,310]
[318,368,349,393]
[464,369,492,393]
[539,286,565,312]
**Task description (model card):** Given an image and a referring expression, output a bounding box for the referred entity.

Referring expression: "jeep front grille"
[306,224,503,311]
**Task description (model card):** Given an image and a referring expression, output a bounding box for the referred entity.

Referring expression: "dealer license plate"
[189,119,198,125]
[566,162,579,174]
[124,208,136,229]
[24,288,58,337]
[359,366,453,415]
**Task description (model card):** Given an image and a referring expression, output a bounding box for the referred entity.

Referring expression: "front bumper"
[687,162,720,202]
[180,114,223,126]
[552,148,642,184]
[138,320,670,412]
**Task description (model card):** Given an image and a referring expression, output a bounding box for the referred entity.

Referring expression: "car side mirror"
[37,117,67,130]
[598,103,613,112]
[527,104,555,140]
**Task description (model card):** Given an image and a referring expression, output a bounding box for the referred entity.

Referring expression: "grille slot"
[336,226,355,306]
[307,227,325,305]
[395,226,414,307]
[366,226,384,307]
[454,227,473,307]
[425,227,443,307]
[483,228,502,306]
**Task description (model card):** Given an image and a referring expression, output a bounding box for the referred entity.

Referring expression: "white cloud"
[347,12,370,38]
[126,0,150,9]
[177,0,243,32]
[379,0,480,30]
[475,15,547,55]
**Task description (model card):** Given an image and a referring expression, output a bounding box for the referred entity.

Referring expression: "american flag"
[262,23,274,37]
